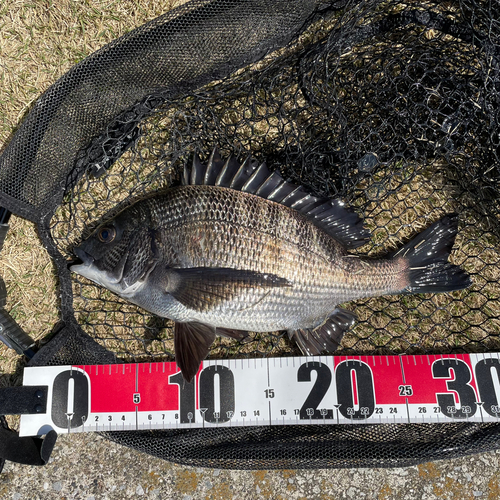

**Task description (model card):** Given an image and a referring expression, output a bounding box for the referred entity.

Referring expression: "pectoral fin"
[164,267,291,311]
[288,308,356,356]
[174,321,216,382]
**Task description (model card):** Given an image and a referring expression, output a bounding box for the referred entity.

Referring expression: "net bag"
[0,0,499,468]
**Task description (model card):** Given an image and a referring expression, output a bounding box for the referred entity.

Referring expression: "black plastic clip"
[0,386,56,468]
[0,426,57,467]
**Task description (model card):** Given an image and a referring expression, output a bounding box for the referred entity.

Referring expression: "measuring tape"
[19,353,500,437]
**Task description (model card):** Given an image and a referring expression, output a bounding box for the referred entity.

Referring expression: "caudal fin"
[393,213,472,294]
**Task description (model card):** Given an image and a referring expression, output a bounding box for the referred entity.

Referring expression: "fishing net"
[1,0,500,468]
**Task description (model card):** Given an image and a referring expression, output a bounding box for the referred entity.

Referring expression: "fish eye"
[97,226,116,243]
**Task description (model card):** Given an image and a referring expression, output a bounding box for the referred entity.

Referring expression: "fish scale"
[71,150,471,381]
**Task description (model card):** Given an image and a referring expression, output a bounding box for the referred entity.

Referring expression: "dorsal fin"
[184,148,370,249]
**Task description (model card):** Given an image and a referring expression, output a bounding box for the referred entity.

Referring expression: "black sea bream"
[71,149,471,381]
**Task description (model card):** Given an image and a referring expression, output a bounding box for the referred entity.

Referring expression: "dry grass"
[0,218,58,375]
[343,160,500,354]
[0,0,185,147]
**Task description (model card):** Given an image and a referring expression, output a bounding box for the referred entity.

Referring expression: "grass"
[0,1,182,147]
[342,159,500,354]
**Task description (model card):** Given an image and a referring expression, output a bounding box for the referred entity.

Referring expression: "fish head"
[70,206,156,296]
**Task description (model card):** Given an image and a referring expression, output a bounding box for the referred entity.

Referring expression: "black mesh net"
[1,0,500,468]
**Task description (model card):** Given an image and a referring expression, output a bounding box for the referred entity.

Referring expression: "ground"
[2,433,500,499]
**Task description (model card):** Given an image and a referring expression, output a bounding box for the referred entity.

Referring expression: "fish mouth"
[70,246,124,289]
[69,247,104,285]
[70,247,94,271]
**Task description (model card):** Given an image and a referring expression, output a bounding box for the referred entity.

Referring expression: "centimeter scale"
[20,353,500,436]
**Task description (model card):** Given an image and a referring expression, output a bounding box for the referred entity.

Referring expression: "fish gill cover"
[1,0,500,468]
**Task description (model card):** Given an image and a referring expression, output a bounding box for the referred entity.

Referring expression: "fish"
[70,148,472,381]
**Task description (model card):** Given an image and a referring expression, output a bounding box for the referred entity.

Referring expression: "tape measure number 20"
[19,353,500,437]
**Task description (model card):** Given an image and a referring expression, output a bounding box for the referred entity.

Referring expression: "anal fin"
[174,321,216,382]
[289,308,356,356]
[216,327,250,342]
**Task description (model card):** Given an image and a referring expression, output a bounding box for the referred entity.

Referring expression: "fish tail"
[393,213,472,294]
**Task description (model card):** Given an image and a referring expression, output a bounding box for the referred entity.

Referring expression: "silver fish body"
[101,186,400,327]
[71,150,471,380]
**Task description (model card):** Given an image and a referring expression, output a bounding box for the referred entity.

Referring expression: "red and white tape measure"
[19,353,500,437]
